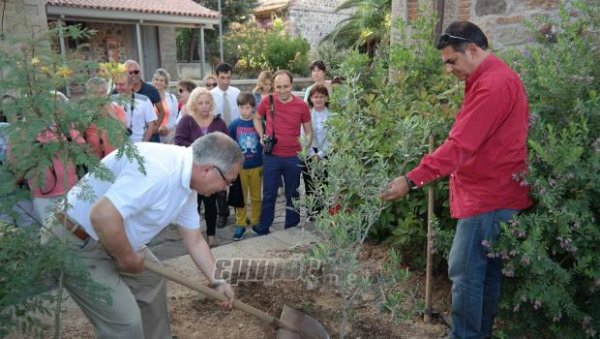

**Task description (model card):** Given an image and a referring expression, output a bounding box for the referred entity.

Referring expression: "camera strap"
[269,94,275,139]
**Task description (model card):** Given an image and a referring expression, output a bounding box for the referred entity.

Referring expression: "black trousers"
[197,193,217,236]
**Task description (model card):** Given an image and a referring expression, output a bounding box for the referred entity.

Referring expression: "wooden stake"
[424,134,435,323]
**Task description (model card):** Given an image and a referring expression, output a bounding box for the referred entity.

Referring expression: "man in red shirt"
[381,21,532,338]
[252,70,313,235]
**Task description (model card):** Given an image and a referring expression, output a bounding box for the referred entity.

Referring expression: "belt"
[55,212,90,242]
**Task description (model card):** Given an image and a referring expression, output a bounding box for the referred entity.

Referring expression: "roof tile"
[47,0,220,18]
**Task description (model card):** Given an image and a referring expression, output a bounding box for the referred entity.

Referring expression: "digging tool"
[144,259,330,339]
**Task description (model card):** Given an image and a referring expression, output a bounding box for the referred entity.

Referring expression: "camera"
[126,127,133,136]
[263,134,277,155]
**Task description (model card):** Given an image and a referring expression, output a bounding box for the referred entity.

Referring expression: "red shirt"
[407,54,532,218]
[257,94,311,157]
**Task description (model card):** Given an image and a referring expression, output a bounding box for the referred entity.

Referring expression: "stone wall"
[83,23,136,63]
[0,0,48,45]
[287,0,352,50]
[400,0,560,49]
[157,27,179,81]
[0,0,49,89]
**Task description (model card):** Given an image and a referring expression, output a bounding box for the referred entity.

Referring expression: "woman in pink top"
[30,127,83,223]
[83,77,127,158]
[28,92,84,223]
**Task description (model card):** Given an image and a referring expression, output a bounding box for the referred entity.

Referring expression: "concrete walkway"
[149,192,313,261]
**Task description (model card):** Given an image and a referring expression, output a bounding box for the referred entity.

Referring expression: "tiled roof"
[46,0,220,19]
[254,0,291,14]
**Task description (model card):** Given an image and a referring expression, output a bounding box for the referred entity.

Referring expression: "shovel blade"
[276,305,330,339]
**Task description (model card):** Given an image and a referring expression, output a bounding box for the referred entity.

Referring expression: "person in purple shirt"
[175,87,227,247]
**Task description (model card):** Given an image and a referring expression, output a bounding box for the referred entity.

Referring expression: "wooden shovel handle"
[144,259,301,334]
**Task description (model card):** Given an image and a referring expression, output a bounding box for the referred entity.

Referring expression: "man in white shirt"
[113,74,157,143]
[42,132,243,339]
[210,62,240,228]
[210,62,240,125]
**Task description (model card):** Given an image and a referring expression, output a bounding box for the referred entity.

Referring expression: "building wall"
[0,0,49,91]
[157,27,179,81]
[287,0,352,50]
[0,0,48,44]
[402,0,560,49]
[83,22,136,63]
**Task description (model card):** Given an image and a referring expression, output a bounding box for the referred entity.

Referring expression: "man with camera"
[252,70,313,235]
[124,60,165,143]
[112,73,157,143]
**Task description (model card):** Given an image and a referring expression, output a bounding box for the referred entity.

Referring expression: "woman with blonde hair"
[252,70,273,105]
[203,74,218,90]
[152,68,178,143]
[175,87,227,247]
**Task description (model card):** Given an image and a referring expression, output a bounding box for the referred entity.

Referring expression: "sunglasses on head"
[205,83,217,88]
[129,70,140,75]
[439,33,471,43]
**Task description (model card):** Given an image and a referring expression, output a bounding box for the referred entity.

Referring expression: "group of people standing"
[94,60,335,248]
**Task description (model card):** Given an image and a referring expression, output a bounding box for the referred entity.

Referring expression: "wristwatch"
[209,279,226,289]
[404,176,419,190]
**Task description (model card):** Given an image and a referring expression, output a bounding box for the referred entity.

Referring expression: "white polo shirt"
[211,85,241,124]
[112,93,157,143]
[66,142,199,251]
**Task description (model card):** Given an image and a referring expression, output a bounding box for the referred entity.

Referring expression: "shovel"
[144,259,330,339]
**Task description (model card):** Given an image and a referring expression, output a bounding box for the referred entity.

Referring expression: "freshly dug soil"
[56,243,451,338]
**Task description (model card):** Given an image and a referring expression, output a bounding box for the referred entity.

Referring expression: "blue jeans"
[255,155,301,234]
[448,209,518,339]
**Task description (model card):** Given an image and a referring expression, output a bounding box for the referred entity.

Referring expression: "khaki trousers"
[43,218,172,339]
[235,166,262,226]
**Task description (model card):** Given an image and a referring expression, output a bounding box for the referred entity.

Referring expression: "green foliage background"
[176,0,259,64]
[492,3,600,337]
[224,18,310,77]
[0,25,143,337]
[311,1,599,337]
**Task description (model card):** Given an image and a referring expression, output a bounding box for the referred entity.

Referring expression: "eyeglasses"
[129,70,140,75]
[178,88,186,94]
[205,83,217,88]
[439,33,471,43]
[214,166,234,187]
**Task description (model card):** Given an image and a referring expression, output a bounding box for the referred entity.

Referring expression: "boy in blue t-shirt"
[228,92,263,240]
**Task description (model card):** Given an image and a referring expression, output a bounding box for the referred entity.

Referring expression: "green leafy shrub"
[224,18,310,77]
[0,23,142,337]
[300,9,460,336]
[492,2,600,337]
[0,225,110,337]
[307,1,599,337]
[314,12,460,268]
[309,41,352,77]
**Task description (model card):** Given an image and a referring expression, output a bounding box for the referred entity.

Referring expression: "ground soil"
[55,243,451,339]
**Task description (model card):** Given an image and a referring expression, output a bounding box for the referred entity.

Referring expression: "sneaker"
[251,224,269,236]
[232,227,246,241]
